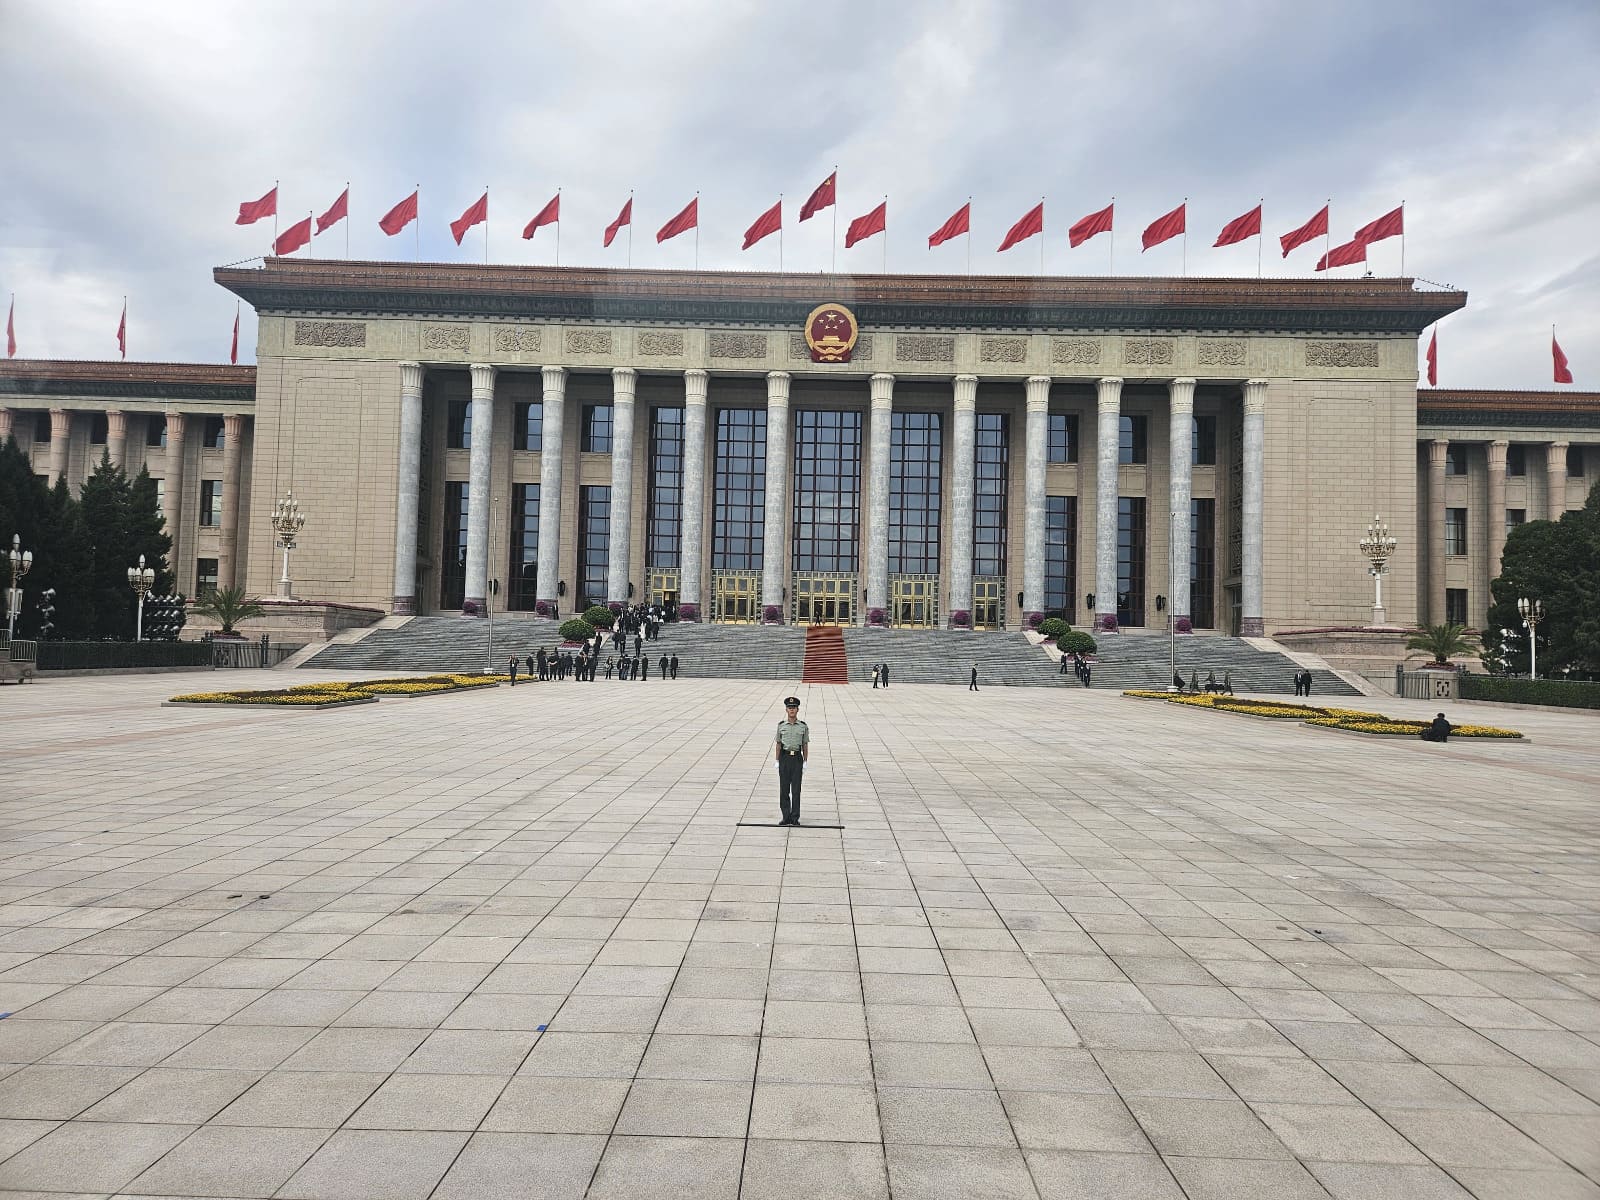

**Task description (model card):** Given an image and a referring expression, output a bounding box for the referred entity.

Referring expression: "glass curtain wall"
[578,485,611,608]
[647,407,684,568]
[508,484,539,611]
[440,481,469,610]
[973,413,1009,577]
[1190,497,1215,628]
[1117,496,1147,626]
[889,412,941,572]
[1045,495,1076,620]
[792,410,863,573]
[713,409,766,571]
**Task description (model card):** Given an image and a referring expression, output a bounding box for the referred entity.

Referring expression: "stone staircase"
[1086,631,1360,696]
[844,628,1066,688]
[801,627,849,684]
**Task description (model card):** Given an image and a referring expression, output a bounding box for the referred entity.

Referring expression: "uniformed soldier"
[774,696,810,826]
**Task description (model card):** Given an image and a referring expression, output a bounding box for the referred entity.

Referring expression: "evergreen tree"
[1485,481,1600,678]
[127,465,174,595]
[76,454,137,639]
[26,480,95,639]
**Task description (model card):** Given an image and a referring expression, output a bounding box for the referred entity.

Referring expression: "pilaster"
[392,362,425,613]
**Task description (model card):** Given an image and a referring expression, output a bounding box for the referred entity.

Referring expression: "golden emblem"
[804,302,859,363]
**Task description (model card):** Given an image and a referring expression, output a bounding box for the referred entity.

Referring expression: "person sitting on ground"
[1420,713,1453,743]
[1173,671,1184,690]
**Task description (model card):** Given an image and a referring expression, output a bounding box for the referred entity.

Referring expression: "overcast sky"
[2,0,1595,388]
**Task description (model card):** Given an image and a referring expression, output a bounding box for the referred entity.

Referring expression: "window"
[1119,414,1148,465]
[1569,445,1586,477]
[579,485,611,607]
[648,407,684,568]
[712,408,766,571]
[1446,588,1468,626]
[1047,413,1076,464]
[973,412,1009,577]
[154,479,165,516]
[1192,415,1217,466]
[1506,509,1526,536]
[202,416,226,449]
[1191,498,1216,628]
[793,410,862,573]
[89,413,108,444]
[514,401,543,452]
[195,558,219,597]
[1444,507,1467,556]
[199,480,222,527]
[34,413,52,442]
[1044,495,1076,619]
[1117,497,1147,626]
[890,412,942,574]
[440,482,469,610]
[1506,444,1526,476]
[146,415,167,447]
[582,404,614,454]
[1445,444,1468,475]
[508,483,539,611]
[446,400,470,450]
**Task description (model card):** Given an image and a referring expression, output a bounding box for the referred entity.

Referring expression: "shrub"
[558,618,596,643]
[1405,622,1479,665]
[949,609,971,629]
[1174,616,1193,634]
[582,605,615,629]
[867,607,887,626]
[1097,614,1119,633]
[534,599,554,618]
[1058,630,1097,656]
[1459,674,1600,709]
[1038,617,1071,640]
[763,605,783,623]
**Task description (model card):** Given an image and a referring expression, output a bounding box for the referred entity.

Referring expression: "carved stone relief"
[293,320,366,348]
[492,326,542,352]
[421,324,471,353]
[1197,338,1247,366]
[791,333,872,361]
[895,334,955,363]
[1050,337,1100,366]
[565,328,614,355]
[708,331,767,359]
[1123,338,1175,366]
[979,336,1027,363]
[1305,340,1380,368]
[638,331,685,356]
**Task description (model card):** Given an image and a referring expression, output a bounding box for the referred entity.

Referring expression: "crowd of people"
[505,603,680,685]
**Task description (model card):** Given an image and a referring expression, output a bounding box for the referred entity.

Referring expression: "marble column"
[534,366,568,616]
[47,408,70,486]
[391,362,425,614]
[1486,440,1508,584]
[1167,379,1196,628]
[0,409,12,443]
[1020,375,1051,625]
[760,371,790,618]
[462,363,497,613]
[1094,377,1122,632]
[867,373,894,625]
[607,368,637,606]
[164,412,187,569]
[678,369,708,621]
[1427,438,1448,626]
[947,374,978,625]
[106,410,128,471]
[1547,441,1569,522]
[218,414,245,591]
[1240,380,1267,637]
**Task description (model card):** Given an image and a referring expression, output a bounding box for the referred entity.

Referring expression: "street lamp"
[1517,597,1544,679]
[6,533,32,641]
[272,491,307,599]
[1358,514,1397,627]
[127,554,155,640]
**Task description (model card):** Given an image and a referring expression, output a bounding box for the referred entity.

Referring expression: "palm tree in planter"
[189,586,267,640]
[1404,622,1478,668]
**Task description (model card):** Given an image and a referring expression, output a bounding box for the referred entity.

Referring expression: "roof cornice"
[0,360,256,403]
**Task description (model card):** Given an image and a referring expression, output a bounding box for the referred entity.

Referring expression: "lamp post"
[1517,596,1544,679]
[272,491,306,599]
[127,554,155,640]
[1358,514,1397,627]
[6,534,32,641]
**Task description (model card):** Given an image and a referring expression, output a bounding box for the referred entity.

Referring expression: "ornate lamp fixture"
[1517,596,1544,679]
[1358,514,1397,626]
[127,554,155,640]
[272,491,307,599]
[6,533,33,641]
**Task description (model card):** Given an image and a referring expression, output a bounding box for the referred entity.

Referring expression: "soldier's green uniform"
[775,696,809,825]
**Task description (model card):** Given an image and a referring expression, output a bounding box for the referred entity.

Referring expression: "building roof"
[0,360,256,403]
[215,258,1465,335]
[1419,388,1600,431]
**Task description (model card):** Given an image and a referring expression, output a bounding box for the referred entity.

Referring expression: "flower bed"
[172,673,501,708]
[1122,691,1522,739]
[167,690,377,708]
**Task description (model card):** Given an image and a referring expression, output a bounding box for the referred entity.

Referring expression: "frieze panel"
[708,331,767,359]
[895,334,955,363]
[790,333,873,361]
[1050,337,1101,366]
[1197,338,1247,366]
[421,324,471,353]
[293,320,366,348]
[1123,337,1175,366]
[491,326,542,353]
[638,331,685,356]
[979,336,1028,363]
[1306,340,1380,368]
[565,328,614,355]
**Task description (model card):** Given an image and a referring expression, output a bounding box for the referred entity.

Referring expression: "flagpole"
[345,183,351,260]
[1257,199,1263,278]
[627,190,634,268]
[778,194,784,272]
[1109,197,1115,276]
[831,166,838,274]
[1181,197,1188,278]
[882,194,888,273]
[484,186,490,265]
[272,179,279,252]
[694,191,700,270]
[1324,198,1331,275]
[967,196,973,276]
[556,189,562,267]
[1400,200,1406,276]
[415,185,421,263]
[1039,196,1046,277]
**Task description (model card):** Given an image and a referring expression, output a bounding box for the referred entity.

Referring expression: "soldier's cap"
[783,696,801,708]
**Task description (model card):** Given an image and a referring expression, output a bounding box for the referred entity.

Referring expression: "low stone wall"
[185,600,385,644]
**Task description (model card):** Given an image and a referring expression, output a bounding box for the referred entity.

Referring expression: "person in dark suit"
[1081,663,1091,688]
[659,654,669,679]
[1302,671,1313,697]
[536,647,548,681]
[639,655,648,681]
[969,664,979,691]
[670,654,679,679]
[881,662,889,689]
[1421,713,1453,742]
[508,656,519,686]
[1060,655,1071,675]
[634,633,643,657]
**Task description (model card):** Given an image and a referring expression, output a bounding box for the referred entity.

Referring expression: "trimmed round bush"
[1058,630,1097,656]
[582,605,615,629]
[1038,617,1071,640]
[558,618,596,643]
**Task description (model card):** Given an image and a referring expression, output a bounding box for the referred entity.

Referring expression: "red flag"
[274,216,312,255]
[230,310,240,366]
[116,301,126,361]
[1141,203,1186,251]
[1425,329,1437,387]
[1068,202,1113,248]
[656,198,698,243]
[235,186,277,226]
[604,198,632,247]
[928,203,971,248]
[742,200,782,250]
[523,193,560,240]
[1553,335,1573,384]
[1214,204,1262,247]
[845,201,887,248]
[450,192,488,245]
[1354,205,1403,246]
[316,188,349,235]
[799,173,835,222]
[1314,238,1367,271]
[999,202,1044,252]
[1280,204,1329,257]
[379,190,419,236]
[5,298,14,359]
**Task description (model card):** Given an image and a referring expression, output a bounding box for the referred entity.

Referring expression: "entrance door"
[711,571,761,623]
[648,567,680,612]
[890,575,939,628]
[972,576,1005,630]
[792,574,856,626]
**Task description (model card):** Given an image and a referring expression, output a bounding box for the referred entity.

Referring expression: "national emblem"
[804,302,859,363]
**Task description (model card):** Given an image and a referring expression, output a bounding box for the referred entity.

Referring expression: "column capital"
[1549,439,1570,451]
[469,363,496,394]
[223,412,245,441]
[1487,440,1508,470]
[541,365,568,396]
[953,374,978,409]
[766,371,791,405]
[1167,377,1197,413]
[0,408,11,439]
[1242,378,1269,414]
[1428,438,1449,467]
[684,368,709,404]
[870,372,895,408]
[1025,375,1052,413]
[165,410,186,435]
[611,366,637,400]
[49,407,71,433]
[106,409,128,438]
[398,361,423,393]
[1096,377,1123,410]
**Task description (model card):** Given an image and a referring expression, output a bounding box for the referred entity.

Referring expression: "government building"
[1,260,1594,637]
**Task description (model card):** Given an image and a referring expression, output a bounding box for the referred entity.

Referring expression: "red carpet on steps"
[801,626,849,684]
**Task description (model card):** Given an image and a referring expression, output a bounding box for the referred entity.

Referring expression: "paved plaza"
[0,671,1597,1200]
